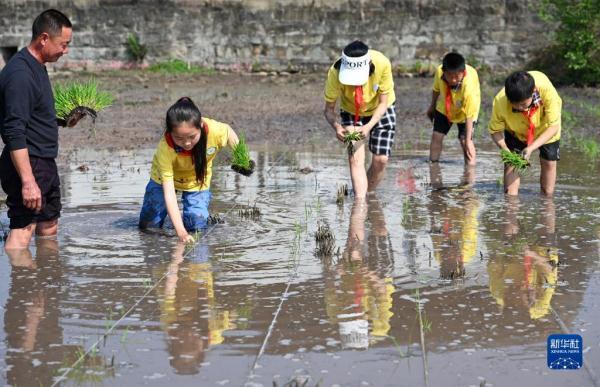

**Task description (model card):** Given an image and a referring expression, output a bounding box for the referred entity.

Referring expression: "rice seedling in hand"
[500,149,530,175]
[344,131,362,156]
[231,134,255,176]
[54,79,114,127]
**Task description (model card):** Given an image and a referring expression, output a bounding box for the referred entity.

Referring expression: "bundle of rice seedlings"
[315,220,336,258]
[207,214,224,225]
[238,202,261,220]
[231,134,254,176]
[344,131,362,156]
[336,183,349,205]
[54,80,114,127]
[500,149,530,175]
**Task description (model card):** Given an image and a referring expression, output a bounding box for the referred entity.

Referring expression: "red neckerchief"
[443,218,451,237]
[523,106,540,146]
[354,86,364,125]
[443,70,467,123]
[164,122,208,156]
[522,93,541,145]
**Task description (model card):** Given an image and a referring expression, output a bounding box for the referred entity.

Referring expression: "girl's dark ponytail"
[191,123,208,186]
[165,97,208,186]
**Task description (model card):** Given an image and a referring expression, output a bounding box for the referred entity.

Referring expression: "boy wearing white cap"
[324,41,396,199]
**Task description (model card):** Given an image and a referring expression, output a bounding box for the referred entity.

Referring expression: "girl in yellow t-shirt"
[139,97,252,243]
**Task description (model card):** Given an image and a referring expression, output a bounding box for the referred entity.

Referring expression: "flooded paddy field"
[0,73,599,386]
[0,143,598,386]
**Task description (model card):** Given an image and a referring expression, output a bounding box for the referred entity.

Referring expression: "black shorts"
[432,109,476,139]
[0,150,61,229]
[340,104,396,156]
[504,130,560,161]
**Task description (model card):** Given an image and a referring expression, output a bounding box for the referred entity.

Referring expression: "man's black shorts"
[432,109,476,139]
[504,130,560,161]
[0,150,61,229]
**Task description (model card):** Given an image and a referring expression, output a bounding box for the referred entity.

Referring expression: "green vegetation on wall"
[533,0,600,85]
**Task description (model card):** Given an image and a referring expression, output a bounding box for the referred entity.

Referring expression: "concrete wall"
[0,0,552,71]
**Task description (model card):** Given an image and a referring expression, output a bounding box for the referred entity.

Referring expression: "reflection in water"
[0,148,597,386]
[4,239,69,386]
[488,197,559,320]
[323,196,395,349]
[154,242,236,374]
[428,163,480,280]
[396,165,419,194]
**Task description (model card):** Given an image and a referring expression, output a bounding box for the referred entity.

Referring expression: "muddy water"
[0,145,599,387]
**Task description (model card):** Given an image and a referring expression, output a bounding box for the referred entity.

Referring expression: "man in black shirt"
[0,9,74,249]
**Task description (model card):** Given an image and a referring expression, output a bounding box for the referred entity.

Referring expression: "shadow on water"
[0,146,598,386]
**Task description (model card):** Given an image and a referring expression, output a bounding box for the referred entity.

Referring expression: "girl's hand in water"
[177,230,195,244]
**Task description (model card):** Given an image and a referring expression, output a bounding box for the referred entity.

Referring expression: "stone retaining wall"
[0,0,551,71]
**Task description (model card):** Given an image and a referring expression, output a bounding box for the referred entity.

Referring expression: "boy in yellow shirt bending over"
[427,52,480,165]
[489,71,561,196]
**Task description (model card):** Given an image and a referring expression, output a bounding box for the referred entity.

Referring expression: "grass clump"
[126,33,147,63]
[500,149,530,175]
[148,59,214,74]
[344,131,362,156]
[575,137,599,163]
[54,79,114,120]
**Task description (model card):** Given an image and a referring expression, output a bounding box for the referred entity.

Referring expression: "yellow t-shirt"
[487,248,558,320]
[323,264,394,341]
[366,278,394,337]
[461,197,480,263]
[158,262,233,346]
[432,64,480,122]
[324,49,396,116]
[150,117,230,191]
[488,71,562,144]
[432,196,480,265]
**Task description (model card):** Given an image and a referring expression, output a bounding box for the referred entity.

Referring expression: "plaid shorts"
[340,104,396,156]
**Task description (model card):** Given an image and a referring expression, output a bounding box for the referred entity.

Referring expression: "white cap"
[339,51,370,86]
[338,319,369,349]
